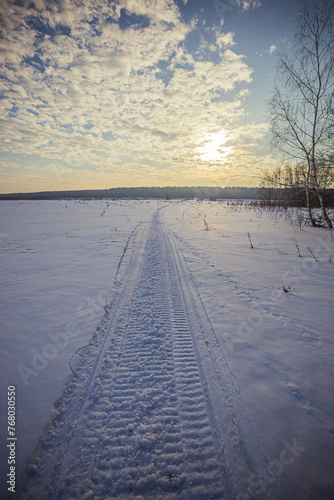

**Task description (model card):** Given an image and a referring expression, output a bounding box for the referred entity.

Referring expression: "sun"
[198,131,231,163]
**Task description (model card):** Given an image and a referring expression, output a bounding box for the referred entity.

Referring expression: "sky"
[0,0,301,193]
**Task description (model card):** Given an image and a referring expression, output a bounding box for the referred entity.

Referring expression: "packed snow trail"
[17,209,274,500]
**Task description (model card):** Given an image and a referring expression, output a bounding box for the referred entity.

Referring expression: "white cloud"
[269,44,277,55]
[0,0,269,190]
[216,31,236,49]
[236,0,262,11]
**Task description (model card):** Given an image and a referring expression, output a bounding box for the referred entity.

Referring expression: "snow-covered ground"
[164,201,334,499]
[0,199,159,497]
[1,199,334,499]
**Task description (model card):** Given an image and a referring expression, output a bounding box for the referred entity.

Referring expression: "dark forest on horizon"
[1,186,334,207]
[0,186,259,200]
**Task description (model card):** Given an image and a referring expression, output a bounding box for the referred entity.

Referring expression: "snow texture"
[1,200,334,499]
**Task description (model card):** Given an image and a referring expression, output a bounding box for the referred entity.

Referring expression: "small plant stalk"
[293,238,301,257]
[308,247,319,262]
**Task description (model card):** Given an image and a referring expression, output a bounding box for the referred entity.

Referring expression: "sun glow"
[198,131,232,163]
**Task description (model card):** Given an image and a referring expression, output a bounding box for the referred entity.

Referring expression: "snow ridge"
[162,213,276,500]
[16,208,274,499]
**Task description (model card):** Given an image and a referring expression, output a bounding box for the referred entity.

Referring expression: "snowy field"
[0,199,159,497]
[1,199,334,499]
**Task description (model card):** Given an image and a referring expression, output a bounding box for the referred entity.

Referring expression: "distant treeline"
[258,186,334,208]
[1,185,333,206]
[0,186,260,200]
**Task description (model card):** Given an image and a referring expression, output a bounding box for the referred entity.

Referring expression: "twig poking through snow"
[293,238,301,257]
[308,247,319,262]
[247,232,254,249]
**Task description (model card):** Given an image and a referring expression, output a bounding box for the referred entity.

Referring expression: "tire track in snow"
[16,219,152,499]
[161,212,276,500]
[17,209,274,499]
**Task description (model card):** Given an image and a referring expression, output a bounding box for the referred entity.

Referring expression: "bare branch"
[268,0,334,227]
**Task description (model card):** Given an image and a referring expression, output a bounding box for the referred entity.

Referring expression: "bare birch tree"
[269,0,334,227]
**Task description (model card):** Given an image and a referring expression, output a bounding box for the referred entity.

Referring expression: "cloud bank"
[0,0,270,191]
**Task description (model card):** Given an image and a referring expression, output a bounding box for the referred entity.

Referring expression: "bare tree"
[260,163,311,208]
[269,0,334,227]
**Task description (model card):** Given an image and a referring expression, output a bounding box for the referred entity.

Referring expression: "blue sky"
[0,0,301,193]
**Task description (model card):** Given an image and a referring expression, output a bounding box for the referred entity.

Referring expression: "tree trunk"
[311,152,333,228]
[306,161,316,226]
[312,171,333,228]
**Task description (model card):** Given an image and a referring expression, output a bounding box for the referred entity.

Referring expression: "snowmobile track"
[17,208,274,500]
